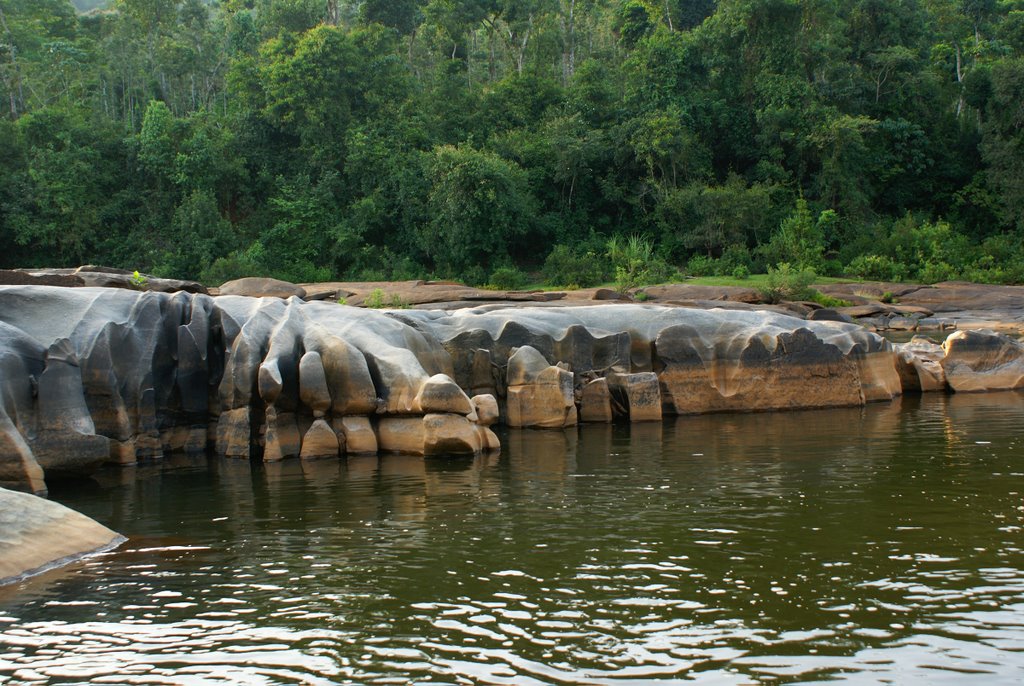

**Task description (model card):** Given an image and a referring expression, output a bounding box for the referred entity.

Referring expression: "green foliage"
[760,197,828,271]
[488,266,529,291]
[1,0,1024,290]
[607,234,675,294]
[364,288,409,309]
[542,244,608,288]
[129,270,148,289]
[845,255,909,282]
[758,263,818,304]
[420,144,533,276]
[809,292,851,308]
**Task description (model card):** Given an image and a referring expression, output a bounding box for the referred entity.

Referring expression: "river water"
[2,392,1024,684]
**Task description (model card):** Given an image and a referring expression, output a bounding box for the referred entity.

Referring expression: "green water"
[2,392,1024,684]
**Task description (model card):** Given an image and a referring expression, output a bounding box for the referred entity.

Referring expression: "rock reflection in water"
[1,393,1024,683]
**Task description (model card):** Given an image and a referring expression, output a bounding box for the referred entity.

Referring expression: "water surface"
[2,393,1024,684]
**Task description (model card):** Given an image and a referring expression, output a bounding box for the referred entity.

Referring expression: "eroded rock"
[941,330,1024,392]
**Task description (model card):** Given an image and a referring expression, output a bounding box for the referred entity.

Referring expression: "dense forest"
[1,0,1023,287]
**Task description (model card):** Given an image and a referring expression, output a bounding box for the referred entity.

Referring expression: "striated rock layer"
[3,287,1024,493]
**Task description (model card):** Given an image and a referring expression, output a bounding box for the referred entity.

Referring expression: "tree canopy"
[1,0,1023,285]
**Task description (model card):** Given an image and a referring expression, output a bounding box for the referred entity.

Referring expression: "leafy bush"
[608,234,674,293]
[488,266,530,290]
[917,261,958,284]
[731,264,750,280]
[758,263,817,303]
[845,254,908,282]
[542,244,608,288]
[686,253,716,276]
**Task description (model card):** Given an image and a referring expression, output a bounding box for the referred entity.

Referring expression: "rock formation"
[940,329,1024,392]
[0,486,124,585]
[2,286,1024,494]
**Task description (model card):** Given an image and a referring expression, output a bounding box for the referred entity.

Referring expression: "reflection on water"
[3,393,1024,683]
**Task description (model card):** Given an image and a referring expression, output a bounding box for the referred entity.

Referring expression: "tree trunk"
[0,4,24,118]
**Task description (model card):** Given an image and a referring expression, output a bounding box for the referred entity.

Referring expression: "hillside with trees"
[1,0,1022,286]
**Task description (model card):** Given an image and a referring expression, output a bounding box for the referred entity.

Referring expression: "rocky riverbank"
[2,272,1023,584]
[1,279,1023,497]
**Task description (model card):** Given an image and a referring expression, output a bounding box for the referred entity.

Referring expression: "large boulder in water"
[0,487,124,585]
[941,329,1024,392]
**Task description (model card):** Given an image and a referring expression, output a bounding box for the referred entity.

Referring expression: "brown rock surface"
[0,487,124,585]
[941,330,1024,392]
[219,277,306,300]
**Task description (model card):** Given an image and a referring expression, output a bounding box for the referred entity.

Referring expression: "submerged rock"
[0,487,124,585]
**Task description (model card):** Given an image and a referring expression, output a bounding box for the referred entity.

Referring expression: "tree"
[420,143,534,275]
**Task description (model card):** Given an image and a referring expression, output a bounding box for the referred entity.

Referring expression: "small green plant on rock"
[129,270,148,290]
[364,289,410,309]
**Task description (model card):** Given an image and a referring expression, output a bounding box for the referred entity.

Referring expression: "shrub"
[916,260,957,284]
[845,254,908,282]
[719,243,753,274]
[810,291,851,308]
[608,234,674,293]
[686,253,716,276]
[364,289,409,309]
[758,263,817,303]
[542,244,607,288]
[731,264,750,280]
[488,266,529,290]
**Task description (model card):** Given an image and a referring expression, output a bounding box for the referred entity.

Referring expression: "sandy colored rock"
[423,414,482,455]
[580,378,613,423]
[471,394,499,426]
[219,277,306,300]
[415,374,473,415]
[334,416,376,454]
[377,417,427,454]
[895,337,947,393]
[300,419,340,460]
[217,407,253,458]
[941,330,1024,392]
[299,351,332,415]
[0,486,124,585]
[608,372,662,422]
[264,408,301,462]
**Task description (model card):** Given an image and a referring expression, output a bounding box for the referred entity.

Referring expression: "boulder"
[607,372,662,421]
[0,487,124,585]
[219,277,306,300]
[895,337,947,393]
[377,417,427,454]
[471,394,500,427]
[807,308,855,324]
[423,414,483,455]
[505,346,577,429]
[415,374,473,415]
[941,330,1024,392]
[334,416,376,454]
[299,419,341,460]
[580,378,613,423]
